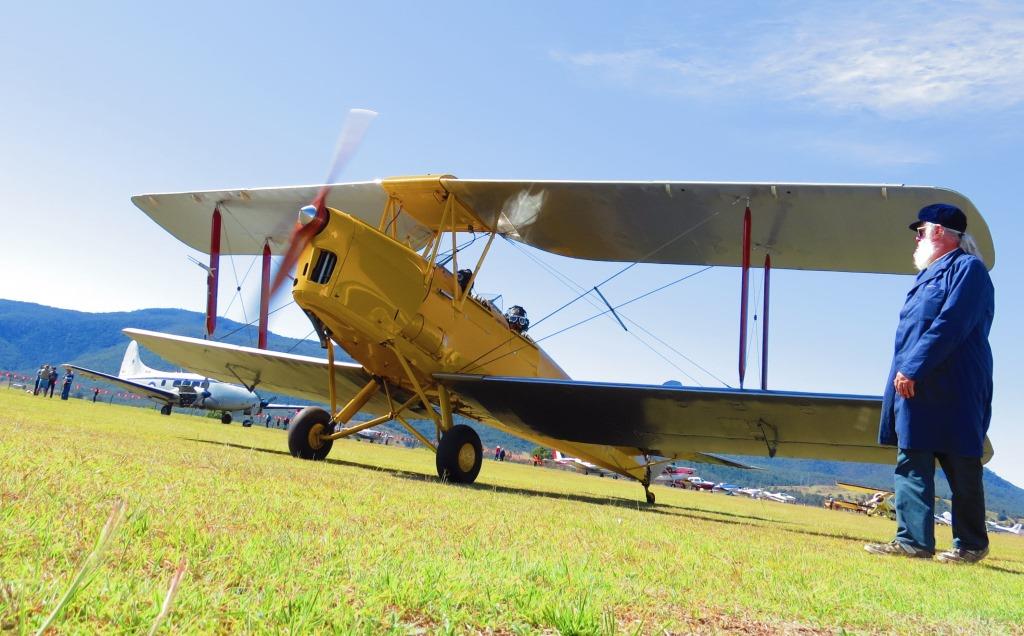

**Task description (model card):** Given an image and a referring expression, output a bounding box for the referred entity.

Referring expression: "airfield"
[1,390,1022,634]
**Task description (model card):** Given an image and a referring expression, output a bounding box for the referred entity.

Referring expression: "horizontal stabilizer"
[64,364,177,404]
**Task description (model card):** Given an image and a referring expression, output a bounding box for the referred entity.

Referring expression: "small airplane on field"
[123,110,997,504]
[352,426,393,443]
[551,450,619,478]
[712,483,740,494]
[986,520,1023,535]
[66,342,303,425]
[835,481,898,519]
[653,464,697,486]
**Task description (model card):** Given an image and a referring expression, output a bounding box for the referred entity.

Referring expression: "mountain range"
[3,298,1022,518]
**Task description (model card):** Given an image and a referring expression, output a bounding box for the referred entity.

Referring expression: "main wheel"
[221,413,232,424]
[436,424,482,484]
[160,404,172,416]
[288,407,334,460]
[242,419,253,428]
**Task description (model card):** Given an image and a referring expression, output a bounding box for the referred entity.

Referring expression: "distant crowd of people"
[32,364,75,400]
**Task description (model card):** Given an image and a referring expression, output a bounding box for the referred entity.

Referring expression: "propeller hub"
[298,205,319,227]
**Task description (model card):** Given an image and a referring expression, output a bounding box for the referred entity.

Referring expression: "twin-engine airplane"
[67,342,302,425]
[126,171,996,504]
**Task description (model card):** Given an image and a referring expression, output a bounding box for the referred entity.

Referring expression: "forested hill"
[4,298,1023,516]
[0,298,343,375]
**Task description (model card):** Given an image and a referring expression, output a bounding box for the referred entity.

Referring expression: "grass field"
[2,390,1023,634]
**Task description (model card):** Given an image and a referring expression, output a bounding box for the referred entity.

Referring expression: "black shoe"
[936,546,988,564]
[864,540,933,558]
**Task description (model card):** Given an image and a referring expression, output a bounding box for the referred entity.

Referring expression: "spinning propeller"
[268,108,378,297]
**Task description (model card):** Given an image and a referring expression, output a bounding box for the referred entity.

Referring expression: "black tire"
[646,489,656,505]
[160,404,172,416]
[288,407,334,460]
[242,419,253,428]
[436,424,482,484]
[221,413,232,424]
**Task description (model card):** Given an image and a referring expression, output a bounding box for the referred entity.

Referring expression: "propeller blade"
[267,108,378,297]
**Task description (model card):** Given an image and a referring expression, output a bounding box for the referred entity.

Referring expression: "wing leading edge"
[436,374,994,466]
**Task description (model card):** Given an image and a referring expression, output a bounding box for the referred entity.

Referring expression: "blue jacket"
[879,249,994,457]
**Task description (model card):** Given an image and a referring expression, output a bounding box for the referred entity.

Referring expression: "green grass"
[1,389,1023,634]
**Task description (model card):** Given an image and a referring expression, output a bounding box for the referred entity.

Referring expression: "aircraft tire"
[221,413,232,425]
[160,404,172,416]
[288,407,334,460]
[436,424,482,484]
[242,419,253,428]
[646,489,656,505]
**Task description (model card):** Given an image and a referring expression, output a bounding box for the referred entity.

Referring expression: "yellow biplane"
[126,167,995,504]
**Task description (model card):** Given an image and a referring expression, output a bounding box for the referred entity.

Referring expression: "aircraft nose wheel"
[221,413,233,425]
[288,407,334,460]
[645,487,656,505]
[160,404,172,416]
[436,424,482,484]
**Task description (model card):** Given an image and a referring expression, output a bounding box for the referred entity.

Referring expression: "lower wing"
[436,374,991,465]
[122,329,397,414]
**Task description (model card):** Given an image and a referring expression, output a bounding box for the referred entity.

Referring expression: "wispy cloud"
[554,1,1024,117]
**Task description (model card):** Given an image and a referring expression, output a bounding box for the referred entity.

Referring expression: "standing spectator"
[866,204,994,564]
[494,445,501,460]
[47,366,58,397]
[35,364,49,395]
[92,387,100,402]
[60,367,75,400]
[499,448,506,462]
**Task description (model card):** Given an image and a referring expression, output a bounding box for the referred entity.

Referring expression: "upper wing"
[132,177,994,274]
[64,365,177,403]
[441,180,994,273]
[122,329,394,414]
[130,182,435,256]
[437,374,995,465]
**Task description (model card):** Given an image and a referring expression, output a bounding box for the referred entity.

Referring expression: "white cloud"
[554,1,1024,117]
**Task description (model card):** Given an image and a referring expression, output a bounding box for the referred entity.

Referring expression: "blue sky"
[3,1,1023,486]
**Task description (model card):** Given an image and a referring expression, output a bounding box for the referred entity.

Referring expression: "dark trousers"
[895,448,988,552]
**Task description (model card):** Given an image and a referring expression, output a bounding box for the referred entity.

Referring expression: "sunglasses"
[916,224,962,239]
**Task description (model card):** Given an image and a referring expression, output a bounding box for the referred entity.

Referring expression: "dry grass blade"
[33,499,127,635]
[147,560,187,636]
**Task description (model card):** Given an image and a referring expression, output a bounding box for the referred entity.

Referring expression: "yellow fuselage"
[291,191,649,482]
[293,207,568,394]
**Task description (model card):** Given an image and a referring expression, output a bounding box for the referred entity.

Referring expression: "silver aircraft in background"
[67,341,302,425]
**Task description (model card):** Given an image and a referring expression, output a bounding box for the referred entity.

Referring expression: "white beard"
[913,238,938,271]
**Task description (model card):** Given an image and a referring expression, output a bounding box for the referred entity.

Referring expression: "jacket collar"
[910,248,963,292]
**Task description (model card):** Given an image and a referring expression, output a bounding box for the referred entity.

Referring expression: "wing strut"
[258,240,271,349]
[761,253,771,390]
[206,206,222,338]
[738,205,751,388]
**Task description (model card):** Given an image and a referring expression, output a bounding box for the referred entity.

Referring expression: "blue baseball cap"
[909,203,967,233]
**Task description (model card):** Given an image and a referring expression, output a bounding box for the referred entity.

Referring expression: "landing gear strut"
[436,424,482,484]
[643,463,655,504]
[288,407,334,460]
[160,404,172,416]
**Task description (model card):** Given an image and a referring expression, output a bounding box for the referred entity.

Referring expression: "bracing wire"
[460,238,726,385]
[214,301,298,343]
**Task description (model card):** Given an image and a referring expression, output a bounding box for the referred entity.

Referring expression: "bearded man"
[865,203,994,563]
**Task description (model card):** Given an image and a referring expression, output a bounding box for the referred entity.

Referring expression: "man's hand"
[894,371,916,398]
